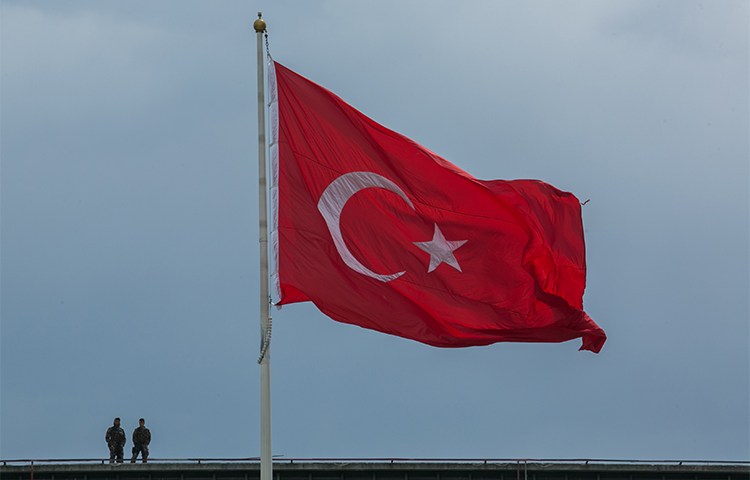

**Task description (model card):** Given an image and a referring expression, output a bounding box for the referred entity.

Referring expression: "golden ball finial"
[253,13,266,33]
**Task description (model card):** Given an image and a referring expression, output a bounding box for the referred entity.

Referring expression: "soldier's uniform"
[131,425,151,463]
[105,424,126,463]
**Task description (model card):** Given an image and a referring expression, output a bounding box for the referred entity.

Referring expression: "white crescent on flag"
[316,171,414,282]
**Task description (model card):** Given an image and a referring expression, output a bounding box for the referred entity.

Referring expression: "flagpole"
[253,12,272,480]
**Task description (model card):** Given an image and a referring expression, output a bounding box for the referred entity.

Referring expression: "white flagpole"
[253,12,272,480]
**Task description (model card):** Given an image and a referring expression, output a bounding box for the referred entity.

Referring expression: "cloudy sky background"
[1,0,748,461]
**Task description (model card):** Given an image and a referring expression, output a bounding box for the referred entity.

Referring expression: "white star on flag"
[413,224,468,273]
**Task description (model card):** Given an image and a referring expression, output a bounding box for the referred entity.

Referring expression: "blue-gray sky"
[1,0,748,461]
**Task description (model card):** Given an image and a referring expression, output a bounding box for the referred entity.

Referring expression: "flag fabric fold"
[269,61,606,353]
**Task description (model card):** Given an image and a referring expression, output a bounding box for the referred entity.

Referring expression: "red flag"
[269,61,606,353]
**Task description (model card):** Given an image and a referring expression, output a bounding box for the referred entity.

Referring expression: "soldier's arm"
[145,429,151,445]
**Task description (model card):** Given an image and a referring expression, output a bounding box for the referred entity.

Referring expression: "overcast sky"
[1,0,748,462]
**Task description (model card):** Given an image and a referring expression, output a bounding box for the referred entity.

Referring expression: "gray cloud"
[1,0,747,461]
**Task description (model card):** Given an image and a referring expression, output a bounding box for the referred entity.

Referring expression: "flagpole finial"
[253,12,267,33]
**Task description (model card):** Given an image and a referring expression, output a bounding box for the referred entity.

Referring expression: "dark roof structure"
[1,460,748,480]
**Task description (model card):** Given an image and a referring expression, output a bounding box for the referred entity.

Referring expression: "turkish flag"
[269,61,606,353]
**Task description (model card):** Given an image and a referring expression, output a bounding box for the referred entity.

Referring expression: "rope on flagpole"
[265,30,272,63]
[256,13,273,365]
[257,308,272,364]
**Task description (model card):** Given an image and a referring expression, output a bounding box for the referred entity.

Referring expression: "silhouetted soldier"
[131,418,151,463]
[105,417,126,463]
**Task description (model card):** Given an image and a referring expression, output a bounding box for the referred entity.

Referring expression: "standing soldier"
[105,417,126,463]
[131,418,151,463]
